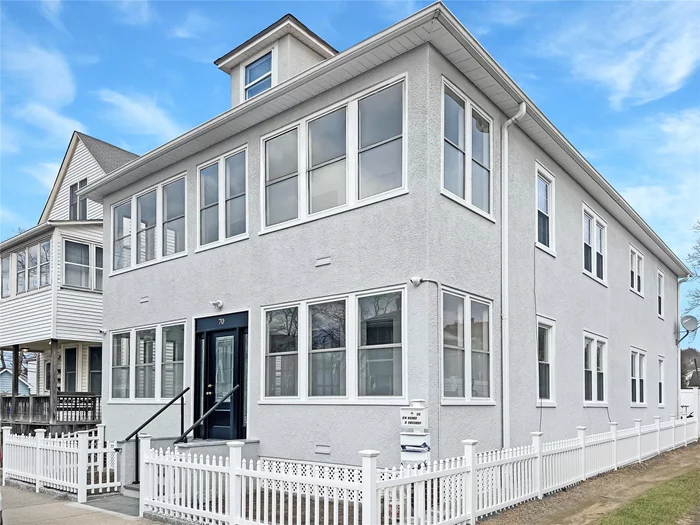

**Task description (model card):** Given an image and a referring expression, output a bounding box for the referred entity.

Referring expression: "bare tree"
[686,220,700,315]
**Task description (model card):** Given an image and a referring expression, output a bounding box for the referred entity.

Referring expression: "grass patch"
[601,469,700,525]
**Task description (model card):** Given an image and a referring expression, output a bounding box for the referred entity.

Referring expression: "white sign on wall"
[400,399,428,429]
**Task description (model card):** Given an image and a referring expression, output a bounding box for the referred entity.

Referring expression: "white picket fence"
[139,414,698,525]
[1,426,121,502]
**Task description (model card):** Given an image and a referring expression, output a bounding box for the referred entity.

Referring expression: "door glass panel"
[215,336,234,401]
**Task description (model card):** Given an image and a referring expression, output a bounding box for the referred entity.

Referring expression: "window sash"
[1,256,9,297]
[244,52,272,90]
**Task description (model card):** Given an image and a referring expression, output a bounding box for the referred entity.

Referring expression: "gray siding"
[49,140,105,221]
[0,371,30,394]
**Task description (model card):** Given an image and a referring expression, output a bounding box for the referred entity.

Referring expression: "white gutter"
[501,102,526,449]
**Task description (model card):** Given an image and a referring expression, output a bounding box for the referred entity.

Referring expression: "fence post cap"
[609,422,619,426]
[654,415,662,420]
[227,441,245,448]
[461,439,479,445]
[358,449,380,458]
[34,428,46,435]
[530,431,543,437]
[1,426,11,430]
[137,433,152,438]
[576,426,587,431]
[634,419,643,423]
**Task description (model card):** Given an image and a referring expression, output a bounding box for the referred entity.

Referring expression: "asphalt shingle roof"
[76,132,138,174]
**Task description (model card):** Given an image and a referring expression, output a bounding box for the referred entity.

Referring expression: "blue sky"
[1,0,698,312]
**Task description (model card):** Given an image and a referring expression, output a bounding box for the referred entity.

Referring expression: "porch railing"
[0,393,101,424]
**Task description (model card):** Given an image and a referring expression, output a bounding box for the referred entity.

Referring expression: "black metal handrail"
[124,386,189,484]
[174,384,239,444]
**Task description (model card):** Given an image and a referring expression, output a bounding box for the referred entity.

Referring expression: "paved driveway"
[1,486,158,524]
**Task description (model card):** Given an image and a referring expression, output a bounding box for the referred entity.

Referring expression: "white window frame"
[195,146,249,252]
[62,238,102,292]
[111,173,187,275]
[69,178,88,221]
[582,203,607,286]
[239,46,277,102]
[440,77,495,222]
[1,255,10,298]
[630,244,644,297]
[440,288,495,406]
[108,320,187,403]
[658,355,665,408]
[259,74,408,235]
[583,331,608,407]
[11,239,52,297]
[536,315,556,407]
[630,346,647,407]
[260,285,408,405]
[656,269,664,319]
[535,163,556,256]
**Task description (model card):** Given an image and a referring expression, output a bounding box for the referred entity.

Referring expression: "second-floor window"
[536,165,555,252]
[244,51,272,100]
[69,178,88,220]
[630,245,644,296]
[262,78,405,230]
[63,240,102,291]
[583,205,606,283]
[443,80,493,216]
[113,175,186,271]
[657,269,664,318]
[14,240,51,294]
[198,149,247,247]
[1,256,9,298]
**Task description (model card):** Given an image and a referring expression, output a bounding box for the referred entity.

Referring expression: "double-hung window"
[114,175,187,270]
[135,329,156,398]
[630,245,644,296]
[39,241,50,287]
[12,240,51,295]
[161,325,185,398]
[262,78,405,230]
[658,357,665,407]
[536,165,555,251]
[16,250,25,293]
[69,178,88,220]
[657,269,664,318]
[263,286,406,402]
[442,80,493,216]
[244,51,272,100]
[198,149,247,246]
[64,347,77,392]
[631,347,646,405]
[111,333,131,399]
[26,245,38,291]
[64,240,102,291]
[537,317,555,404]
[582,205,606,283]
[1,256,9,297]
[583,333,607,404]
[441,291,492,402]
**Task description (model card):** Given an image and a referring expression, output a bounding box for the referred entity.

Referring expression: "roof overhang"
[215,14,337,73]
[0,220,102,253]
[80,2,691,278]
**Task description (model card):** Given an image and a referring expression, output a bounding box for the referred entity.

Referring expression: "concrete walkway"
[1,485,158,524]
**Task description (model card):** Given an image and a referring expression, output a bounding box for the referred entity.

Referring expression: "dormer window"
[244,51,272,100]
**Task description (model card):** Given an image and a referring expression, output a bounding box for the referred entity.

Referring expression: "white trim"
[440,286,495,405]
[657,268,665,319]
[110,172,187,275]
[536,315,556,406]
[583,331,608,405]
[630,244,645,297]
[630,346,647,407]
[440,77,495,221]
[535,162,556,256]
[657,355,665,408]
[196,145,249,250]
[239,46,277,102]
[62,237,102,292]
[259,74,408,235]
[260,284,408,405]
[582,202,607,286]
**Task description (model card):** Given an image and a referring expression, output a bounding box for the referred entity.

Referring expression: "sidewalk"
[1,485,158,524]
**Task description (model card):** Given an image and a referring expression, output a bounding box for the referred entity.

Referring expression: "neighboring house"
[0,369,31,395]
[0,131,137,431]
[83,6,691,466]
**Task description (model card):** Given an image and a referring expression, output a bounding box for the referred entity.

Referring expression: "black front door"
[195,312,248,440]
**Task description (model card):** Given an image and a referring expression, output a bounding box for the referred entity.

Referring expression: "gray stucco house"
[83,5,691,466]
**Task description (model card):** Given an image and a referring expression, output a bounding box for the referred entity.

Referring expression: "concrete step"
[121,483,140,499]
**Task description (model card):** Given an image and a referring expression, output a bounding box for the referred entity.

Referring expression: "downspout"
[501,102,527,449]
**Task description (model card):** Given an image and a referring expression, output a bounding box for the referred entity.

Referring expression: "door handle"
[208,384,213,388]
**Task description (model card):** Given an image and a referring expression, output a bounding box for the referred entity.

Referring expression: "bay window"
[630,245,644,295]
[262,77,405,231]
[265,307,299,397]
[114,174,187,270]
[583,205,606,283]
[441,291,492,402]
[584,333,607,404]
[442,80,493,216]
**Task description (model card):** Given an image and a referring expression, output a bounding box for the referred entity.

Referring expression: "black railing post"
[180,396,185,443]
[134,434,140,484]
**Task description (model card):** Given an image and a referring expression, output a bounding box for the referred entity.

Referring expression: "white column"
[530,432,543,500]
[576,426,586,481]
[138,433,152,517]
[77,430,90,503]
[228,441,244,522]
[609,422,618,470]
[359,450,380,525]
[35,429,46,492]
[463,439,479,521]
[634,419,642,463]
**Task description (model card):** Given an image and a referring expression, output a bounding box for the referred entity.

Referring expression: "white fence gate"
[139,414,698,525]
[2,426,121,502]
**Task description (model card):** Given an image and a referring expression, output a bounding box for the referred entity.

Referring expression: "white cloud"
[171,11,211,39]
[113,0,154,26]
[23,162,61,190]
[96,89,184,142]
[40,0,65,31]
[15,103,85,144]
[541,2,700,108]
[0,124,20,154]
[2,44,75,107]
